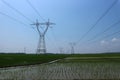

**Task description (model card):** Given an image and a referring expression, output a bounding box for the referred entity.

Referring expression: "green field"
[0,53,69,68]
[61,53,120,63]
[0,53,120,68]
[0,53,120,79]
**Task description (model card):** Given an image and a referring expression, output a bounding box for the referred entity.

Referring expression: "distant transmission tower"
[59,47,64,54]
[69,42,76,54]
[31,19,55,54]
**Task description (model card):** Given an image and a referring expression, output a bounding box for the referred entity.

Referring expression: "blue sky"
[0,0,120,53]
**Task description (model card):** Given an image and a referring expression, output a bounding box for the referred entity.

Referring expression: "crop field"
[0,53,120,79]
[0,53,69,68]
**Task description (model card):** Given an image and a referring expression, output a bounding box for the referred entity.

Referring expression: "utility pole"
[31,19,55,54]
[69,42,76,54]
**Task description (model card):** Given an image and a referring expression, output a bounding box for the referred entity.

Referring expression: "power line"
[1,0,33,23]
[26,0,57,53]
[76,0,118,44]
[80,21,120,46]
[88,29,120,45]
[31,19,55,54]
[26,0,46,21]
[103,30,120,39]
[50,28,59,51]
[88,19,120,41]
[50,28,57,41]
[26,0,57,52]
[69,42,76,54]
[0,11,28,26]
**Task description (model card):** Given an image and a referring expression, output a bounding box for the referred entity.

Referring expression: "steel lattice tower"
[69,42,76,54]
[32,19,55,54]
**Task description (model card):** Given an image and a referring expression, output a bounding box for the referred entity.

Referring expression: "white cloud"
[100,40,108,45]
[111,38,118,42]
[101,40,105,44]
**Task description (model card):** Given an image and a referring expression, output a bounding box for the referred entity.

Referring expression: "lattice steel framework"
[32,19,55,54]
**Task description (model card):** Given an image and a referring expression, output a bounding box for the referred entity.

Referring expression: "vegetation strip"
[0,53,120,67]
[0,54,69,68]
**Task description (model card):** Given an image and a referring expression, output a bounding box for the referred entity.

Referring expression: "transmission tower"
[69,42,76,54]
[31,19,55,54]
[59,47,64,54]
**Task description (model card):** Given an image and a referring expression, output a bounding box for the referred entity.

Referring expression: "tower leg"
[36,35,46,54]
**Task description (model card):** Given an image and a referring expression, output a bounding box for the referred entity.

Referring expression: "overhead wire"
[26,0,46,21]
[26,0,57,44]
[88,18,120,41]
[103,30,120,39]
[25,0,47,32]
[26,0,51,40]
[26,0,57,52]
[79,19,120,46]
[76,0,118,44]
[1,0,47,33]
[26,0,57,48]
[1,0,33,23]
[0,0,57,53]
[78,28,120,49]
[50,28,59,51]
[91,29,120,44]
[0,11,28,27]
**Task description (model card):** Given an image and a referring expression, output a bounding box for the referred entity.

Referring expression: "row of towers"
[32,19,75,54]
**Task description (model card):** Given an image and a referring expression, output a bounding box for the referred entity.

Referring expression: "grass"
[0,53,69,68]
[0,53,120,67]
[59,53,120,63]
[70,53,120,57]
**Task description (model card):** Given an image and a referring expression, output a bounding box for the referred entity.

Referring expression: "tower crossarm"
[31,19,40,26]
[31,19,41,35]
[31,19,55,54]
[43,19,55,35]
